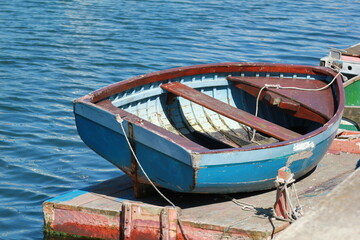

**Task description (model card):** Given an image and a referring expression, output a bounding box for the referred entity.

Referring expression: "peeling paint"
[191,153,202,169]
[287,150,313,167]
[293,141,315,152]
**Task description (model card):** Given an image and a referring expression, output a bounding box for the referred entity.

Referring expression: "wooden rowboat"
[74,63,344,195]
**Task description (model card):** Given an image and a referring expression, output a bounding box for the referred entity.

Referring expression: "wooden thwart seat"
[227,76,335,124]
[161,82,301,141]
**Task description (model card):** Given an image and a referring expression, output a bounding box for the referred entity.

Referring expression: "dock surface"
[43,152,360,239]
[275,165,360,240]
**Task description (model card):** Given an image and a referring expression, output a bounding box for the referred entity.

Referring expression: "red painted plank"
[161,82,301,141]
[227,76,334,124]
[329,131,360,154]
[52,208,121,239]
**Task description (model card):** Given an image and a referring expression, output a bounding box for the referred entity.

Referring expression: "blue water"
[0,0,359,239]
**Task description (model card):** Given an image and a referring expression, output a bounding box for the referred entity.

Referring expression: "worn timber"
[161,81,301,141]
[43,151,360,240]
[329,130,360,154]
[227,76,334,124]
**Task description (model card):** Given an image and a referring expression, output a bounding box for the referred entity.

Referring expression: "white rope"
[251,71,342,142]
[219,216,253,240]
[221,196,272,240]
[274,174,303,222]
[231,198,256,211]
[116,115,190,240]
[116,114,176,208]
[291,182,303,218]
[251,85,267,142]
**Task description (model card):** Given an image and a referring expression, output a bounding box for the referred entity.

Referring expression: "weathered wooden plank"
[43,152,360,240]
[227,76,334,124]
[50,174,134,207]
[161,81,301,141]
[329,130,360,154]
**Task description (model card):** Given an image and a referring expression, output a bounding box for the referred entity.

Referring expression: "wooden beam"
[161,82,301,141]
[227,76,334,124]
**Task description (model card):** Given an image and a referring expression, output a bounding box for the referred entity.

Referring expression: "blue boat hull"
[74,63,344,193]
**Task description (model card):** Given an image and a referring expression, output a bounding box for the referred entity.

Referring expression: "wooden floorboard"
[161,81,301,141]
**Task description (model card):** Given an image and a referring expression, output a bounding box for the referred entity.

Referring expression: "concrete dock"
[43,149,360,240]
[275,166,360,240]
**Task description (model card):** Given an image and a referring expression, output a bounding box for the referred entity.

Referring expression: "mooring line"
[116,115,189,240]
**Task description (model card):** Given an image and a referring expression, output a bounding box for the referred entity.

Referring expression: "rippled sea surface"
[0,0,359,239]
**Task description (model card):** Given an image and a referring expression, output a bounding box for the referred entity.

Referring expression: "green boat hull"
[341,76,360,130]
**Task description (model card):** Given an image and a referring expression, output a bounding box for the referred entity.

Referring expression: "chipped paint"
[293,141,315,152]
[329,130,360,153]
[48,207,121,239]
[191,153,202,169]
[287,150,313,167]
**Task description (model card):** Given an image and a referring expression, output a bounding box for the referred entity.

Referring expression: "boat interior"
[109,72,337,150]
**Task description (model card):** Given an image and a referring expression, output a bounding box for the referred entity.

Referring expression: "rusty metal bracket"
[160,207,178,240]
[121,201,132,239]
[120,201,179,240]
